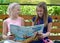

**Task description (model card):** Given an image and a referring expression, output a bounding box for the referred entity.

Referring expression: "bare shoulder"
[3,18,9,24]
[18,17,24,20]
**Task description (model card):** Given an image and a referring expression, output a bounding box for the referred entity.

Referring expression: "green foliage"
[0,0,60,15]
[0,5,8,15]
[0,0,47,4]
[1,0,60,4]
[21,5,36,15]
[48,6,60,15]
[0,5,60,15]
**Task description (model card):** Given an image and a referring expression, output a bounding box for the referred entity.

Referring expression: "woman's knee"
[4,40,12,43]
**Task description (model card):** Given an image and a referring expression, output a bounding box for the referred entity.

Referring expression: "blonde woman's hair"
[7,3,20,15]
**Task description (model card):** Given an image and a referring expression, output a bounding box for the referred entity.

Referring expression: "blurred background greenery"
[0,0,60,4]
[0,0,60,15]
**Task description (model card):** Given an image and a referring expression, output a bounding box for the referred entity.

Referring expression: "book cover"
[10,24,44,41]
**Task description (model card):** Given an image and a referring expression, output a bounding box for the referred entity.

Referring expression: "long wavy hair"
[34,2,48,26]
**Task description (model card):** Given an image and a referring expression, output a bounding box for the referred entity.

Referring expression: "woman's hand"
[33,32,43,40]
[37,33,47,39]
[7,35,15,40]
[35,32,45,39]
[23,35,31,39]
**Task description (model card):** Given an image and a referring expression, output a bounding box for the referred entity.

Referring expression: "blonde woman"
[2,3,37,43]
[2,3,24,43]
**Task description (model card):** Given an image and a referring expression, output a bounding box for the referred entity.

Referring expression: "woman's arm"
[2,20,16,40]
[42,22,52,38]
[21,18,24,26]
[46,22,52,36]
[2,20,8,39]
[32,21,52,38]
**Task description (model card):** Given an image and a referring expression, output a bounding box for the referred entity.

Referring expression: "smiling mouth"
[39,14,42,16]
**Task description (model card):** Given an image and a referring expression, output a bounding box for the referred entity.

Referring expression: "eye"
[36,7,44,12]
[37,10,43,12]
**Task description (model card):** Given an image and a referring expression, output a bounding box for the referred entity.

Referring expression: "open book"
[10,24,44,41]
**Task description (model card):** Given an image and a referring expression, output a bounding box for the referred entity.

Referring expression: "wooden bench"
[0,15,60,40]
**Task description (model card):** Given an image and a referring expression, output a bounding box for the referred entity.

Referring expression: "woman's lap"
[4,40,21,43]
[31,39,45,43]
[31,39,53,43]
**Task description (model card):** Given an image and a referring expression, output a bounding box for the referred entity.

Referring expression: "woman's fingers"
[7,35,15,40]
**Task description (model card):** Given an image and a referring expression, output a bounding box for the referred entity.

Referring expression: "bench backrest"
[0,15,60,40]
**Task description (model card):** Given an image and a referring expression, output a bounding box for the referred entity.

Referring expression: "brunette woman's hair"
[34,2,48,26]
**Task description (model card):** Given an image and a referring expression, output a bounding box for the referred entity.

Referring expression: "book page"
[10,24,44,41]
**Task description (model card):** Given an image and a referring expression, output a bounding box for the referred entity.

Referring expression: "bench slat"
[0,29,2,33]
[49,36,60,40]
[51,29,60,33]
[0,15,34,20]
[0,22,3,26]
[51,16,60,20]
[0,22,60,26]
[0,15,60,20]
[52,22,60,26]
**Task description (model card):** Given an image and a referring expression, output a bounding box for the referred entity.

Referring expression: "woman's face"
[36,7,44,18]
[12,5,20,17]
